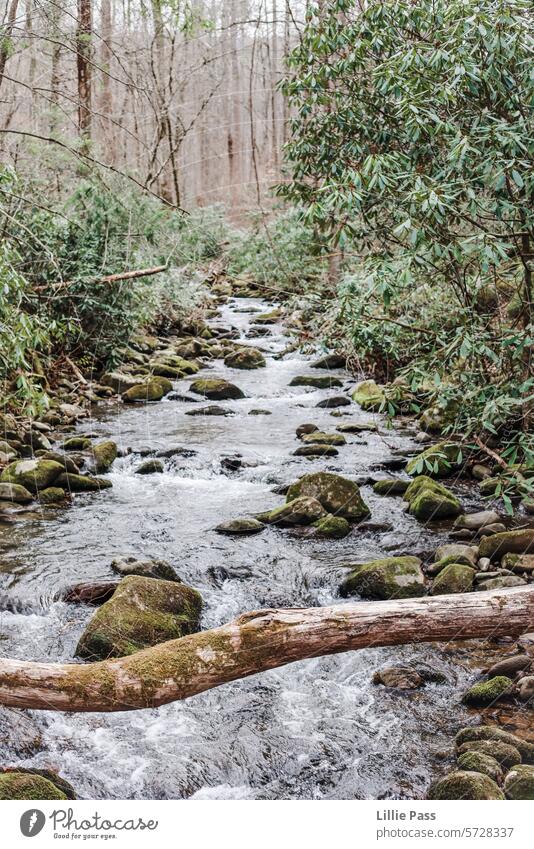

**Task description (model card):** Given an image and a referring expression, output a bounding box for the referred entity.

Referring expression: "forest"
[0,0,532,804]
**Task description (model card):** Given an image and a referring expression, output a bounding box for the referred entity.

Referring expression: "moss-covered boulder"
[286,472,370,521]
[258,496,326,527]
[189,378,245,400]
[122,381,165,403]
[503,765,534,800]
[301,431,346,446]
[340,556,426,600]
[1,458,63,492]
[406,441,463,478]
[427,771,504,800]
[87,440,118,474]
[149,362,183,378]
[373,479,410,496]
[111,556,181,582]
[56,473,112,492]
[462,676,513,707]
[0,772,68,800]
[214,518,265,535]
[224,348,266,369]
[409,487,461,521]
[293,444,338,457]
[430,563,475,595]
[434,543,479,567]
[101,371,144,394]
[62,436,92,451]
[75,575,202,660]
[313,514,351,539]
[135,459,164,475]
[456,751,504,784]
[457,740,521,770]
[0,482,33,503]
[254,309,282,324]
[38,487,66,504]
[351,380,385,411]
[501,553,534,573]
[290,375,343,389]
[478,530,534,561]
[456,726,534,764]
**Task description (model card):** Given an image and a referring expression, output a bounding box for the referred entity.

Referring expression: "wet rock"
[1,458,63,492]
[456,726,534,763]
[37,450,81,475]
[156,446,196,459]
[486,654,531,679]
[454,510,501,531]
[311,353,346,369]
[456,752,504,784]
[372,666,424,689]
[62,436,91,451]
[214,518,265,535]
[122,381,165,403]
[135,459,164,475]
[356,521,394,532]
[224,347,266,369]
[479,530,534,561]
[38,487,66,504]
[286,472,370,521]
[190,379,245,400]
[430,563,475,595]
[301,431,346,446]
[167,392,198,402]
[504,765,534,800]
[479,477,501,496]
[427,771,504,800]
[372,479,410,496]
[62,581,119,605]
[58,402,87,420]
[258,496,326,527]
[522,498,534,515]
[406,441,463,478]
[340,556,426,600]
[457,740,521,771]
[0,709,42,757]
[56,473,112,492]
[403,476,461,520]
[313,514,350,539]
[474,575,526,590]
[472,463,492,480]
[150,376,174,395]
[76,575,201,660]
[351,380,385,411]
[111,556,180,582]
[0,771,69,801]
[185,405,234,416]
[293,444,339,457]
[516,676,534,702]
[296,424,319,438]
[434,543,479,567]
[336,422,378,433]
[254,308,282,324]
[248,409,271,415]
[0,483,33,503]
[87,440,118,474]
[501,553,534,573]
[101,371,143,394]
[290,375,343,389]
[478,522,507,536]
[316,396,351,409]
[462,676,513,707]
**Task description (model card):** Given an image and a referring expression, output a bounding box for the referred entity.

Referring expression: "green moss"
[301,431,346,446]
[254,309,282,324]
[289,375,343,389]
[351,379,385,411]
[504,765,534,800]
[456,726,534,764]
[462,676,513,707]
[89,440,118,473]
[340,556,426,600]
[0,773,67,800]
[56,473,112,492]
[427,771,504,800]
[62,436,91,450]
[409,488,462,520]
[478,530,534,561]
[0,482,33,503]
[406,441,463,478]
[430,563,475,595]
[456,751,504,784]
[373,479,410,496]
[122,381,165,402]
[286,472,370,521]
[224,348,266,369]
[313,514,351,539]
[259,496,326,527]
[1,458,63,492]
[189,379,245,400]
[456,739,521,769]
[38,486,66,504]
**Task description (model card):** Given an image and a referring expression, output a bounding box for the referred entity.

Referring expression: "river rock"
[189,379,245,400]
[62,436,91,451]
[0,771,69,801]
[427,771,504,800]
[296,424,319,437]
[111,556,180,582]
[516,676,534,702]
[248,409,271,415]
[430,563,475,595]
[311,353,346,369]
[286,472,370,521]
[462,676,513,707]
[456,726,534,763]
[403,476,461,520]
[475,575,526,590]
[224,348,265,369]
[86,440,118,474]
[290,375,343,389]
[478,530,534,561]
[1,458,63,492]
[454,510,501,531]
[122,380,165,403]
[149,362,183,378]
[504,765,534,800]
[185,405,233,416]
[101,371,143,394]
[313,514,350,539]
[434,543,479,566]
[405,441,463,478]
[135,459,164,475]
[351,380,385,411]
[316,396,351,408]
[56,473,112,492]
[214,518,265,535]
[478,522,507,536]
[340,556,426,600]
[293,444,339,457]
[372,666,424,689]
[301,431,346,446]
[76,575,201,660]
[36,450,80,475]
[336,422,378,433]
[501,553,534,573]
[373,479,410,496]
[486,654,531,678]
[62,581,119,605]
[0,483,33,503]
[457,740,521,771]
[38,487,66,504]
[254,309,282,324]
[456,751,504,784]
[258,496,326,527]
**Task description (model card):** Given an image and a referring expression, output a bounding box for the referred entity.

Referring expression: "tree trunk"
[0,0,20,93]
[77,0,92,141]
[0,587,532,713]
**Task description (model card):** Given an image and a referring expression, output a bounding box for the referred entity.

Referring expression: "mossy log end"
[0,587,532,713]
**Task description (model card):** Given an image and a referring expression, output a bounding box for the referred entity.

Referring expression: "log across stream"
[0,297,529,799]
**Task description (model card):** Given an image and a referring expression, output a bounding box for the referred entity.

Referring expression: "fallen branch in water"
[0,587,532,713]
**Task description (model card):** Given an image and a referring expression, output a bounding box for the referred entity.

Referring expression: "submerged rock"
[189,379,245,400]
[340,556,426,600]
[214,518,265,535]
[224,348,266,369]
[286,472,370,521]
[462,676,513,707]
[258,496,326,527]
[427,771,504,800]
[76,575,202,660]
[111,556,180,582]
[313,514,350,539]
[290,375,343,389]
[185,405,233,416]
[1,458,63,492]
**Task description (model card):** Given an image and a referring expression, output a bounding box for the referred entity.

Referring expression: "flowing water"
[0,297,485,800]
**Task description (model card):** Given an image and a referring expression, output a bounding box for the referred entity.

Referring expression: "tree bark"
[76,0,92,141]
[0,0,20,94]
[0,587,532,713]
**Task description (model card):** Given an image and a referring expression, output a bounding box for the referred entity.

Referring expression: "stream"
[0,296,487,800]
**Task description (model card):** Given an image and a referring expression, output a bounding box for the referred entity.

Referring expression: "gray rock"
[135,459,164,475]
[111,556,181,582]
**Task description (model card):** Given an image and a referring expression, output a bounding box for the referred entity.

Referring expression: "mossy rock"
[111,556,180,582]
[135,459,164,475]
[427,771,504,800]
[478,530,534,562]
[254,309,282,324]
[457,740,521,770]
[258,496,326,527]
[101,371,144,393]
[224,348,266,369]
[164,356,199,375]
[434,543,478,566]
[462,676,513,707]
[0,482,33,503]
[62,436,91,451]
[189,379,245,400]
[88,440,118,474]
[475,575,526,591]
[403,475,453,502]
[313,514,351,539]
[1,458,63,492]
[290,375,343,389]
[150,362,184,378]
[214,518,265,535]
[37,450,80,475]
[340,556,426,600]
[373,479,410,496]
[293,444,339,457]
[56,473,112,492]
[503,765,534,800]
[0,772,68,800]
[501,553,534,573]
[456,726,534,764]
[75,575,202,660]
[301,431,346,446]
[122,381,165,403]
[351,379,385,411]
[409,488,461,521]
[456,751,504,784]
[38,486,66,504]
[286,472,370,521]
[406,441,463,478]
[430,563,475,595]
[150,376,173,395]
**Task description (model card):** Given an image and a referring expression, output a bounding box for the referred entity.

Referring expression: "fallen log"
[35,265,167,292]
[0,586,532,713]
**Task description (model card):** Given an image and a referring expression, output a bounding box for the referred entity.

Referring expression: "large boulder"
[75,575,202,660]
[86,440,118,474]
[351,380,385,411]
[504,765,534,800]
[456,751,504,784]
[0,482,33,503]
[478,530,534,561]
[122,381,165,403]
[0,772,69,801]
[258,496,326,527]
[340,556,426,600]
[405,441,463,478]
[286,472,370,521]
[430,563,475,595]
[189,379,245,400]
[56,473,112,492]
[403,476,461,520]
[427,771,504,800]
[461,676,513,707]
[1,458,63,492]
[224,348,266,369]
